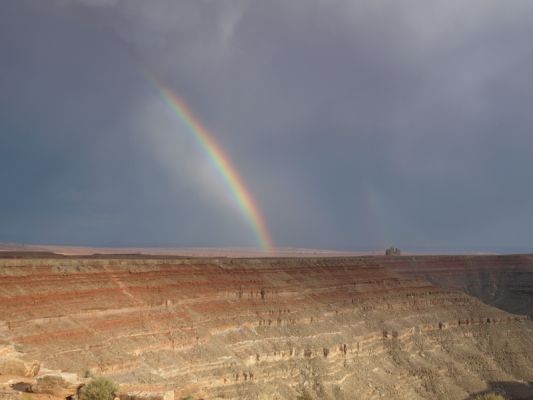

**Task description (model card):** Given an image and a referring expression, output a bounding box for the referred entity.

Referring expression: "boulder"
[0,359,40,377]
[32,373,80,396]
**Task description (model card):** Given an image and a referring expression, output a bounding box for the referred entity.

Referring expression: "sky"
[1,0,533,252]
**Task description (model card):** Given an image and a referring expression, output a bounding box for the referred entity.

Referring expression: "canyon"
[0,253,532,399]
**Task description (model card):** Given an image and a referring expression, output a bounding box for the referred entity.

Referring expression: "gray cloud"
[1,0,532,252]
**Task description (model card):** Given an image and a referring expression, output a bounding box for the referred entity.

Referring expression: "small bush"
[473,393,505,400]
[79,377,118,400]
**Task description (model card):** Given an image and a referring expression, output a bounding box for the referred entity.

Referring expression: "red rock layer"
[0,256,532,399]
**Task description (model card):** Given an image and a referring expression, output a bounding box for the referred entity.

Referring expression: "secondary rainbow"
[150,76,274,251]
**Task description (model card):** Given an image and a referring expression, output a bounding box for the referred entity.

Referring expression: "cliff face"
[383,254,533,318]
[0,255,532,399]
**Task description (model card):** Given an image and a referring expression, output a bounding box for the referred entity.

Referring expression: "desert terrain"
[0,252,532,399]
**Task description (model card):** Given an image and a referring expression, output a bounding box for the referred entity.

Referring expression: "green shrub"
[473,393,505,400]
[79,377,118,400]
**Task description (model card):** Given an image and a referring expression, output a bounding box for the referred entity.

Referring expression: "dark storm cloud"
[1,0,532,251]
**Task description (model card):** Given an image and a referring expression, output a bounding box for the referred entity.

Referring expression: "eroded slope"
[384,254,533,318]
[0,255,532,399]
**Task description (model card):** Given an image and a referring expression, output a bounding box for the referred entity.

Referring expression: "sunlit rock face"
[0,255,532,399]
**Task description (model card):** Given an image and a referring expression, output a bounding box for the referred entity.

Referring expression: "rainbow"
[150,76,274,251]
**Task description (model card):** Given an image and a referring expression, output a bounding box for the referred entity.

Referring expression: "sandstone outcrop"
[32,373,80,396]
[0,254,532,399]
[0,346,40,377]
